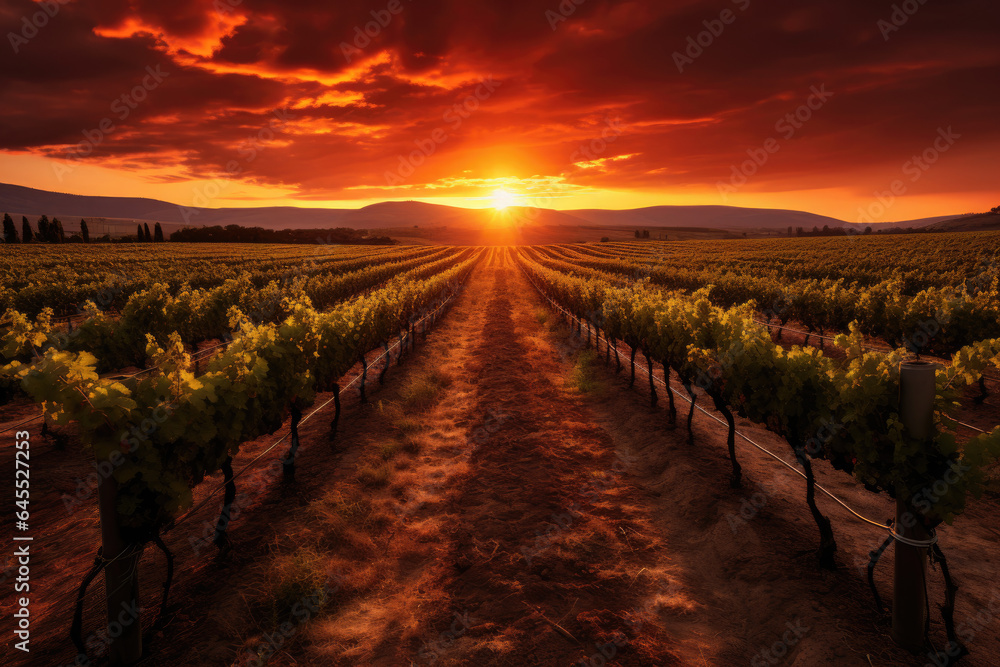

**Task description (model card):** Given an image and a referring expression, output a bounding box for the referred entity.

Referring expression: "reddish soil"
[3,246,999,666]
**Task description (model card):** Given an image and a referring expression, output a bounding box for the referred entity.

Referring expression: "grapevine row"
[534,244,1000,358]
[575,232,1000,290]
[516,248,1000,537]
[1,248,468,374]
[4,249,482,540]
[0,243,439,317]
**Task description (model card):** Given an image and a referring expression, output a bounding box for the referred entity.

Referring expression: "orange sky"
[1,0,997,222]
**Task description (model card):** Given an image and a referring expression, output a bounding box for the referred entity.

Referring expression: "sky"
[0,0,997,222]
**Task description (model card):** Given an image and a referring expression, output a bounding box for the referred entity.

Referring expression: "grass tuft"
[570,350,604,394]
[379,440,403,461]
[381,401,424,434]
[399,369,454,410]
[357,463,392,488]
[269,546,337,615]
[401,436,421,454]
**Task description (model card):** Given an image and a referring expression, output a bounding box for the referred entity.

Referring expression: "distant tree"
[143,223,152,242]
[52,218,65,242]
[2,213,17,243]
[822,224,830,234]
[991,205,1000,214]
[787,226,793,237]
[795,227,803,237]
[864,226,872,235]
[136,224,144,242]
[742,232,748,238]
[170,224,396,245]
[153,222,164,242]
[80,219,90,243]
[634,230,640,238]
[21,217,33,243]
[38,216,50,242]
[812,226,819,234]
[600,236,610,242]
[642,230,650,239]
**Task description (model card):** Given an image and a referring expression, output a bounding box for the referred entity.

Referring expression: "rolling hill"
[0,182,967,238]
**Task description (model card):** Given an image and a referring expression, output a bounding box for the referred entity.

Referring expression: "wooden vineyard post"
[646,354,657,407]
[214,457,237,547]
[893,360,935,651]
[379,341,390,385]
[329,382,341,446]
[96,476,143,665]
[359,352,368,403]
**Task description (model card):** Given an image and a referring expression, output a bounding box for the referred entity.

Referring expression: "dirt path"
[203,247,680,666]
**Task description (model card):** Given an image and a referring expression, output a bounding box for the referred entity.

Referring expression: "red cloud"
[0,0,998,209]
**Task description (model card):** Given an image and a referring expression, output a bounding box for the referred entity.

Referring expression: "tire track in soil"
[400,251,681,666]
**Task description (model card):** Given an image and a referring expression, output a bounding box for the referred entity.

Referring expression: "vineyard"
[2,235,1000,666]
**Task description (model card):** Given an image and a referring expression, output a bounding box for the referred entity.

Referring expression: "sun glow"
[491,188,518,210]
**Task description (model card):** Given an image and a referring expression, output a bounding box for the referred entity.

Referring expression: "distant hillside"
[926,213,1000,232]
[0,183,586,231]
[566,205,847,231]
[0,182,966,235]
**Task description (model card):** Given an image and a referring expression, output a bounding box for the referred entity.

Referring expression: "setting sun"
[491,189,517,210]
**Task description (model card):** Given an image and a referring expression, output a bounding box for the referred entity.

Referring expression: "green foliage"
[399,369,452,410]
[570,349,603,394]
[3,213,17,243]
[0,243,449,318]
[520,248,1000,527]
[3,252,480,536]
[531,237,1000,356]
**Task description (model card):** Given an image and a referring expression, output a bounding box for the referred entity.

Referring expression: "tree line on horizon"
[2,217,396,245]
[169,224,396,244]
[2,214,164,244]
